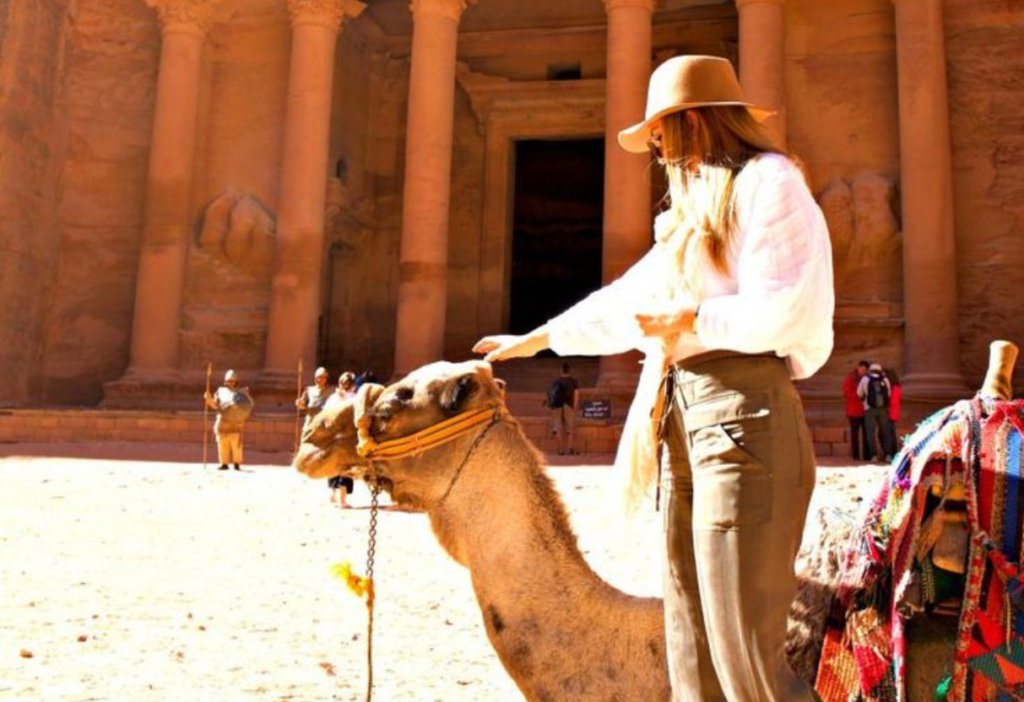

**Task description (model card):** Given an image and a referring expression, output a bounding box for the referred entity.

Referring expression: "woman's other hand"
[472,328,550,363]
[636,306,697,339]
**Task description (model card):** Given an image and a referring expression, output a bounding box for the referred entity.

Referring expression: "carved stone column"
[263,0,366,374]
[599,0,655,388]
[892,0,969,398]
[392,0,473,375]
[127,0,221,373]
[736,0,786,146]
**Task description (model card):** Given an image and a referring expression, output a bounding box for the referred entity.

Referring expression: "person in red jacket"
[886,367,902,452]
[844,360,870,460]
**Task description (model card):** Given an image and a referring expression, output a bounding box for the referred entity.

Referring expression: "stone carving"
[819,179,854,265]
[409,0,475,23]
[198,191,276,269]
[324,177,374,233]
[143,0,224,35]
[455,63,606,136]
[819,172,901,302]
[287,0,366,30]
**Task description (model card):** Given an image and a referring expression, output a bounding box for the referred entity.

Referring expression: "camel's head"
[360,360,506,507]
[367,360,503,441]
[291,383,382,479]
[292,360,507,496]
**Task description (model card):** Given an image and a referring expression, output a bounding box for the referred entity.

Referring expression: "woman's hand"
[636,305,697,339]
[472,329,550,363]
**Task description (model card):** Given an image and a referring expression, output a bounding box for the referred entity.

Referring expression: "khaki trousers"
[661,352,815,702]
[216,432,243,465]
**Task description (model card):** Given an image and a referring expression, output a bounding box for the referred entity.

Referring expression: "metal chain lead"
[364,469,381,702]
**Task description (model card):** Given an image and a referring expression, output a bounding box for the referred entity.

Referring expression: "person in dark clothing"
[548,363,581,456]
[857,362,895,462]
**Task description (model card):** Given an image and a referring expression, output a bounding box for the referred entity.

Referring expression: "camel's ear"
[354,382,385,426]
[440,374,478,416]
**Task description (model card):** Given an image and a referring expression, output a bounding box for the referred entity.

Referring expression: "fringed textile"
[816,398,1024,702]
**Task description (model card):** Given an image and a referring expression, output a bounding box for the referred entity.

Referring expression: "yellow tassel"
[331,562,374,601]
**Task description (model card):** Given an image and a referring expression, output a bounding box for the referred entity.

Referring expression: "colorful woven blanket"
[815,398,1024,702]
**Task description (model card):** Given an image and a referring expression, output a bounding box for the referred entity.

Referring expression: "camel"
[294,360,671,702]
[293,346,1018,701]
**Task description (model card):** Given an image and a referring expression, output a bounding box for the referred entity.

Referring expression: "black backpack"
[547,379,566,409]
[866,375,889,409]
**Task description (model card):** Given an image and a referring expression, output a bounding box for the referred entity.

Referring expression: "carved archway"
[457,66,606,333]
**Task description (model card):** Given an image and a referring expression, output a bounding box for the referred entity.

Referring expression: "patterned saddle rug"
[816,398,1024,702]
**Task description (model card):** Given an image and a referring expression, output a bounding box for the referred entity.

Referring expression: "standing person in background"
[296,367,331,431]
[547,363,581,456]
[857,362,893,462]
[474,55,832,702]
[843,360,870,460]
[204,369,254,471]
[886,367,902,454]
[326,371,358,508]
[355,369,378,389]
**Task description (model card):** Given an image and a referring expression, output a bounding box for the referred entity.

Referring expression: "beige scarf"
[616,211,702,510]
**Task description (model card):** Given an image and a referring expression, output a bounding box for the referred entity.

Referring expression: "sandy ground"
[1,442,885,702]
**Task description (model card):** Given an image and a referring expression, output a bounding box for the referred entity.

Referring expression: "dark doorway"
[509,139,604,335]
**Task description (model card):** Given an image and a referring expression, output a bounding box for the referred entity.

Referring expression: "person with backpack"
[547,363,580,456]
[857,362,894,461]
[204,369,255,471]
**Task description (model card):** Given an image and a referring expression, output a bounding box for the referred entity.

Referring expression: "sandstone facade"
[0,0,1022,408]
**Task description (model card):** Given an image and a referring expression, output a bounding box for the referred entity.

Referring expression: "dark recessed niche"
[547,62,583,81]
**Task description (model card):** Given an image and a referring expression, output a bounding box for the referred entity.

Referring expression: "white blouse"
[545,153,834,380]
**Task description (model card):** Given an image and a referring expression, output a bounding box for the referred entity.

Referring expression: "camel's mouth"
[293,442,362,480]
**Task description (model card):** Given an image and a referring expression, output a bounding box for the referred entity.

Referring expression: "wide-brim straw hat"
[618,55,774,154]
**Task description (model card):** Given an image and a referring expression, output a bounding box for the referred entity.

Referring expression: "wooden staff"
[202,361,212,470]
[294,358,304,452]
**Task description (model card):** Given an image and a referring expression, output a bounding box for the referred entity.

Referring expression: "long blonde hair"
[655,106,780,298]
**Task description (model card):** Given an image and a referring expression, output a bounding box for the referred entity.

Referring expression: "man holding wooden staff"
[204,369,254,471]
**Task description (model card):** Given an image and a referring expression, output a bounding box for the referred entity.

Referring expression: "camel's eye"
[395,386,414,403]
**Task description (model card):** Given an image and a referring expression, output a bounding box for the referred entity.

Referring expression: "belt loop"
[671,362,689,411]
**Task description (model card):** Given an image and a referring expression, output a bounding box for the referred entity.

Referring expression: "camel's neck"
[429,421,667,702]
[432,422,598,589]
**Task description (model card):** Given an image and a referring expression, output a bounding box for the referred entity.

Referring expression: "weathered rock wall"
[38,0,158,405]
[321,28,403,380]
[180,12,291,375]
[443,85,486,360]
[786,0,904,394]
[945,0,1024,389]
[0,0,73,405]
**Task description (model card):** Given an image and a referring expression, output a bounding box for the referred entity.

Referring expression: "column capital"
[602,0,658,13]
[409,0,475,23]
[735,0,785,8]
[143,0,224,37]
[287,0,366,31]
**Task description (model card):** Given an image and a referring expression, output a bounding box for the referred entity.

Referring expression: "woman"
[474,55,833,702]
